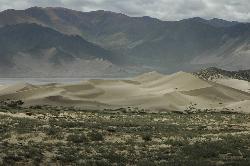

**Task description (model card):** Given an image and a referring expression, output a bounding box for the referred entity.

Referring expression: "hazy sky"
[0,0,250,21]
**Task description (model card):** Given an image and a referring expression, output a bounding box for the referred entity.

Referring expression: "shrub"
[89,131,104,141]
[30,105,42,109]
[67,134,88,143]
[107,127,116,132]
[3,100,24,108]
[45,127,59,136]
[142,133,152,142]
[105,152,126,163]
[137,159,156,166]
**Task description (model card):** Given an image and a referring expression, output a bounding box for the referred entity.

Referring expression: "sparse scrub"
[0,105,250,165]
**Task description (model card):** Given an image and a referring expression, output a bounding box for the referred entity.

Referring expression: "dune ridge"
[0,71,249,112]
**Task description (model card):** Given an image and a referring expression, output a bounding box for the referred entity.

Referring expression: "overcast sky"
[0,0,250,22]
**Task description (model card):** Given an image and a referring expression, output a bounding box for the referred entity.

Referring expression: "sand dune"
[213,78,250,93]
[0,84,5,91]
[0,83,37,94]
[0,71,249,112]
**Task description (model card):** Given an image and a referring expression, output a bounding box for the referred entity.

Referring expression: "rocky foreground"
[0,102,250,165]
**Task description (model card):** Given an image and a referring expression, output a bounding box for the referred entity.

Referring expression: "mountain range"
[0,7,250,77]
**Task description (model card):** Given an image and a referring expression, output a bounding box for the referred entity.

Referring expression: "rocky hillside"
[194,67,250,82]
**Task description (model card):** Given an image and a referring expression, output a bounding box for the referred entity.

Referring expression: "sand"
[214,78,250,93]
[0,84,6,91]
[0,71,249,112]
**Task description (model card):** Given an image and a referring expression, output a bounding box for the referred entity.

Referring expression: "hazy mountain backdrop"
[0,7,250,77]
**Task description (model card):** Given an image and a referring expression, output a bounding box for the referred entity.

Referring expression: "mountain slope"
[0,23,121,77]
[1,7,250,74]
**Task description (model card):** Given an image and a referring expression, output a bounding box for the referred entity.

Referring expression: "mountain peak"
[27,6,43,10]
[191,17,206,21]
[182,17,239,27]
[208,18,239,27]
[182,17,206,22]
[88,10,129,18]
